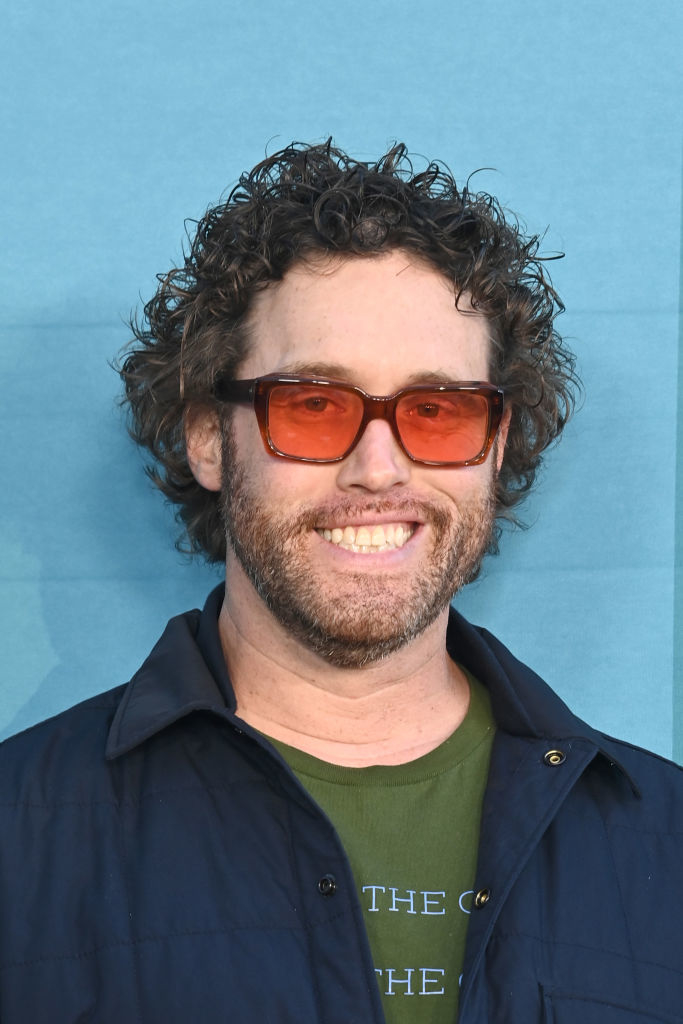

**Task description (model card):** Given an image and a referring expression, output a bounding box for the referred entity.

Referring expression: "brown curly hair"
[119,140,580,562]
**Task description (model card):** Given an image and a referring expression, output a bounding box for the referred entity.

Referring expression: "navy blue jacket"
[0,585,681,1022]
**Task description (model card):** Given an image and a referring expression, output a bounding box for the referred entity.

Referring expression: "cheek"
[230,421,338,506]
[230,405,262,451]
[432,463,495,504]
[265,462,340,507]
[226,408,274,483]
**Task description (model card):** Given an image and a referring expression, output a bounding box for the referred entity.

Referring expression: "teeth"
[317,523,415,553]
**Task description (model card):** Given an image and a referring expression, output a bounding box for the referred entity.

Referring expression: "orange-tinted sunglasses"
[213,374,505,467]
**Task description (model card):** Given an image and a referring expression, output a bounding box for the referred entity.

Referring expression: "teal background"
[1,1,681,760]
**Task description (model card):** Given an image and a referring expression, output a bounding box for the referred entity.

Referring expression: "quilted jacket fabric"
[0,584,681,1023]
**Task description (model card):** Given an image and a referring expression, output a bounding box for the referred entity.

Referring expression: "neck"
[218,565,470,767]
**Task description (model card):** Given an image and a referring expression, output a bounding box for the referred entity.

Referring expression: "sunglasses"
[213,374,505,466]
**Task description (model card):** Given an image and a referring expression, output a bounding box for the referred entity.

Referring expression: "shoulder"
[448,610,683,807]
[591,730,683,820]
[0,686,125,806]
[0,599,211,806]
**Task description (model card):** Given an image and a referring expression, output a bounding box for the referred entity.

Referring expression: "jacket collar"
[106,584,638,792]
[447,612,593,739]
[106,586,233,758]
[445,609,640,793]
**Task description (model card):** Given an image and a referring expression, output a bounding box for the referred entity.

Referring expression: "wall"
[1,0,681,758]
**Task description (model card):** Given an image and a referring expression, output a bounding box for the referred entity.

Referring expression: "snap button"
[474,888,491,908]
[317,874,337,897]
[543,749,566,766]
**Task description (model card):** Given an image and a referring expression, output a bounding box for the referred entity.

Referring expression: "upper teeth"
[317,523,414,552]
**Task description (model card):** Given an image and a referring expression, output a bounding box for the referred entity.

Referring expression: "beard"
[220,432,497,669]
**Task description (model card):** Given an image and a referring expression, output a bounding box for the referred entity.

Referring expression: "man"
[0,142,681,1023]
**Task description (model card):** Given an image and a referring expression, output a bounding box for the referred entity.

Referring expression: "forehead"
[241,251,492,387]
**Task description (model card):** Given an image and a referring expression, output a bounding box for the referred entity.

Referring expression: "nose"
[335,419,412,493]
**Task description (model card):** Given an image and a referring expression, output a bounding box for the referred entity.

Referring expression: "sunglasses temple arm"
[213,378,257,405]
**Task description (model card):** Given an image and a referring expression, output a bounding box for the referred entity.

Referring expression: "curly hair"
[119,140,580,563]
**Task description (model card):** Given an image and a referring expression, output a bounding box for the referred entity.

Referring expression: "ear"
[495,406,512,473]
[185,409,223,492]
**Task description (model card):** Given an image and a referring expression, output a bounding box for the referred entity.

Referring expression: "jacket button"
[474,888,491,908]
[317,874,337,897]
[543,749,566,766]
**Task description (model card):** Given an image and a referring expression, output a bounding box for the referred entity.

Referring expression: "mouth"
[315,522,417,554]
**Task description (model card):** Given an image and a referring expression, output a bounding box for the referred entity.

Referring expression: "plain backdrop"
[1,0,681,760]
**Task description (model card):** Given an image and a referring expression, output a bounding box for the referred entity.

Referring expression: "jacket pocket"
[543,990,681,1024]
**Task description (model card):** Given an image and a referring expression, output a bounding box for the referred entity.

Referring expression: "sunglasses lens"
[396,391,492,463]
[267,385,363,459]
[263,382,496,463]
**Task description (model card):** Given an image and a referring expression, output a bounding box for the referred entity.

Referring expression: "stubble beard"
[220,433,497,669]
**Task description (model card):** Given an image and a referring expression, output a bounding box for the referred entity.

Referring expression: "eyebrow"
[276,361,462,387]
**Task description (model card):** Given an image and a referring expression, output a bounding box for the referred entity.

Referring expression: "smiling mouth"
[315,522,416,553]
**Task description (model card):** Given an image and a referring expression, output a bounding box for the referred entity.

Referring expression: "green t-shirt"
[267,671,494,1024]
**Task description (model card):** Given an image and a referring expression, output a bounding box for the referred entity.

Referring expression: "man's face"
[220,251,507,667]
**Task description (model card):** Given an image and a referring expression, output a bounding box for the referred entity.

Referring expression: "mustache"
[296,496,451,531]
